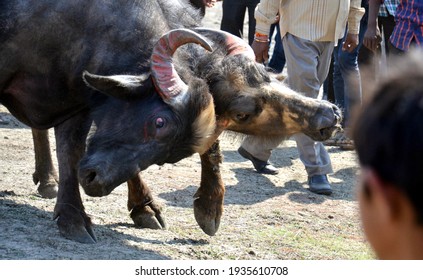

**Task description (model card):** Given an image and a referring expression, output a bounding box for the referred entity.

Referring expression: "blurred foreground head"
[353,49,423,259]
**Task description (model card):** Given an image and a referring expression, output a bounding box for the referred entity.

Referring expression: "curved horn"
[151,28,213,104]
[193,28,256,60]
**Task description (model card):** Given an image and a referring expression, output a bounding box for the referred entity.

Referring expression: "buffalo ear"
[82,71,152,100]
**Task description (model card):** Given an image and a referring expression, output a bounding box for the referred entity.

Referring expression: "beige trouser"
[241,33,334,176]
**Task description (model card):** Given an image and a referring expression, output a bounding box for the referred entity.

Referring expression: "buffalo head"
[190,28,342,141]
[212,69,342,141]
[78,29,216,197]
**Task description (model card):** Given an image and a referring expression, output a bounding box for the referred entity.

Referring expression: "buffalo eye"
[155,117,165,128]
[236,113,249,122]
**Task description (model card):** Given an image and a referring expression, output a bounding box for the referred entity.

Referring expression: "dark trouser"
[220,0,260,45]
[358,13,397,83]
[332,9,367,127]
[241,33,334,177]
[378,14,396,56]
[268,23,286,73]
[188,0,206,17]
[388,40,405,55]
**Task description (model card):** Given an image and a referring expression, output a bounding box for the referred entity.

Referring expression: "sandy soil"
[0,2,371,260]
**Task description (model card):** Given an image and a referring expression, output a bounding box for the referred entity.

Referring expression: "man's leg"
[246,0,261,45]
[220,0,246,39]
[239,135,282,175]
[282,33,334,195]
[268,24,286,73]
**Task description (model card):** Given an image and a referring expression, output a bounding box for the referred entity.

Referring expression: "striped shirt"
[379,0,400,16]
[254,0,365,42]
[389,0,423,51]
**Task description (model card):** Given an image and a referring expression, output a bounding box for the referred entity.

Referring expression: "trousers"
[241,33,334,176]
[220,0,261,45]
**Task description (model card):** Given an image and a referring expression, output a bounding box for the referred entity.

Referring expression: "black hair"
[353,50,423,224]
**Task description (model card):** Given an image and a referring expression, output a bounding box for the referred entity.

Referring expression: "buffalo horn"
[151,28,212,104]
[193,28,256,60]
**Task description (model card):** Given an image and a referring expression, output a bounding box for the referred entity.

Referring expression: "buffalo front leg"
[127,173,166,229]
[31,128,59,199]
[194,140,225,236]
[52,113,96,243]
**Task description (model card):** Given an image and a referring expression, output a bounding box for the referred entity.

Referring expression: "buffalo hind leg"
[52,113,96,243]
[193,140,225,236]
[127,173,166,229]
[32,128,59,199]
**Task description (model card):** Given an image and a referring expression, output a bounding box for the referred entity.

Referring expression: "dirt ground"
[0,3,372,260]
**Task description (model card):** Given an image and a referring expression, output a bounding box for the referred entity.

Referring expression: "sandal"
[339,139,355,150]
[323,131,355,150]
[323,130,344,146]
[337,133,355,150]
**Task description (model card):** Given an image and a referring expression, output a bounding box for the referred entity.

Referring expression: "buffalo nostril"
[84,170,97,186]
[332,105,343,121]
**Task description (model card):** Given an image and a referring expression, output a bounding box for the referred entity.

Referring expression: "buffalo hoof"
[37,182,58,199]
[193,195,222,236]
[33,173,58,199]
[54,205,96,244]
[130,203,166,230]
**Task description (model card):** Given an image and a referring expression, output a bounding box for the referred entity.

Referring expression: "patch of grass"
[250,223,373,259]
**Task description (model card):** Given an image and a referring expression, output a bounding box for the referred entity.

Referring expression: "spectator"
[325,0,369,150]
[238,0,364,195]
[353,50,423,259]
[363,0,399,54]
[388,0,423,54]
[220,0,261,45]
[361,0,399,86]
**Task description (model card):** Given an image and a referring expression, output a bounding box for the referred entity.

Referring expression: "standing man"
[363,0,399,53]
[329,0,368,151]
[220,0,261,45]
[387,0,423,54]
[238,0,364,195]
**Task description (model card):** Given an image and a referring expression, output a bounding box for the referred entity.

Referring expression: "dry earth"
[0,2,373,260]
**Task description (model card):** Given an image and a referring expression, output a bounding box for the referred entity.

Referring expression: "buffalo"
[0,0,341,243]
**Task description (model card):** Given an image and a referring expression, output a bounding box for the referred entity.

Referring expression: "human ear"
[366,169,404,222]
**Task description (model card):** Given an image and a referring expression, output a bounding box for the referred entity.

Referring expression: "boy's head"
[353,49,423,259]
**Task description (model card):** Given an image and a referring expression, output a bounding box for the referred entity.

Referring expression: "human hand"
[251,40,269,64]
[203,0,217,7]
[342,33,359,53]
[363,25,382,52]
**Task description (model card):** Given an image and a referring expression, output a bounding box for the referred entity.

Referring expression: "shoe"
[323,130,354,150]
[0,116,8,125]
[238,147,279,175]
[308,174,332,195]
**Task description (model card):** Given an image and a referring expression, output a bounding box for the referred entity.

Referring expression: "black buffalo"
[0,0,341,243]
